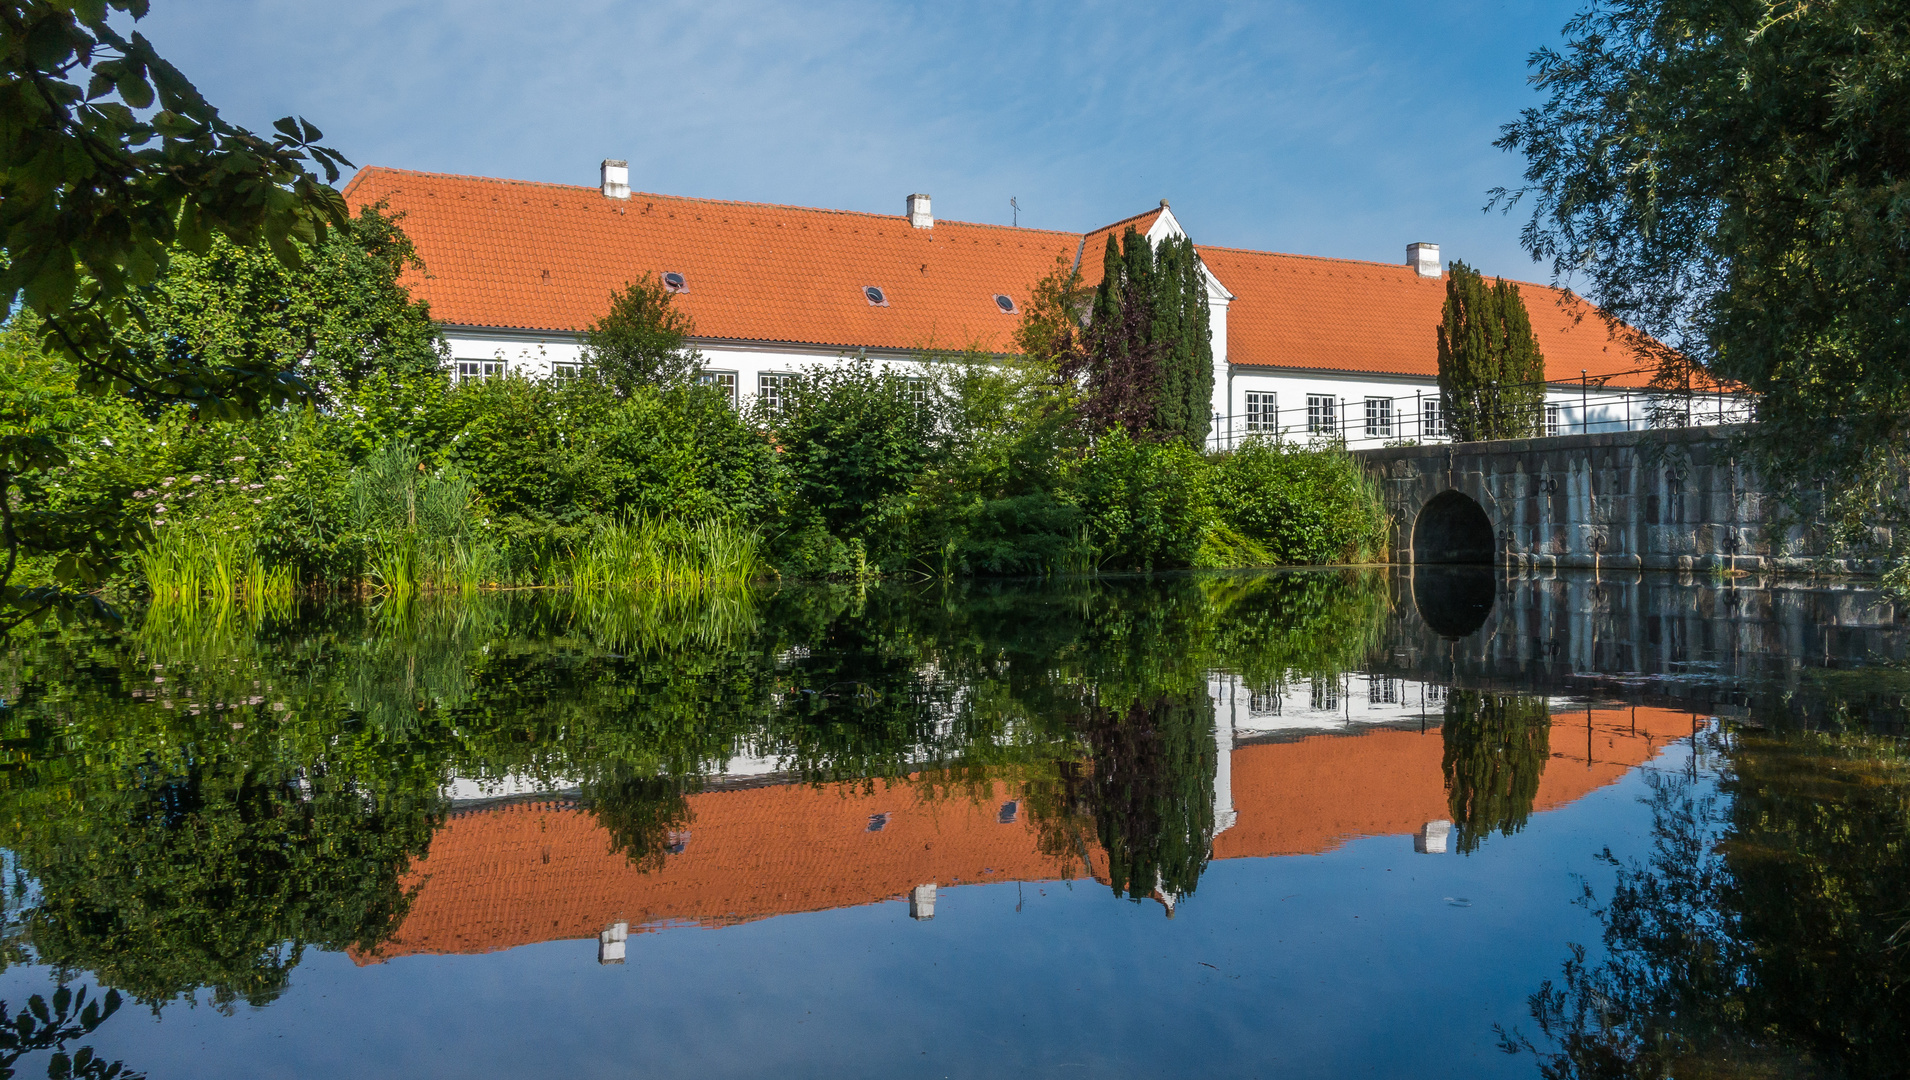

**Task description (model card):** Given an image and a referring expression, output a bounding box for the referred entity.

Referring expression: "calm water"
[1,569,1906,1079]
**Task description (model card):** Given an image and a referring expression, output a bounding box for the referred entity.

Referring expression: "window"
[1368,677,1398,705]
[1364,396,1393,438]
[1424,684,1448,705]
[1422,397,1446,438]
[456,359,505,382]
[866,812,890,832]
[550,360,585,382]
[863,285,889,306]
[1546,403,1562,437]
[993,294,1017,314]
[1307,394,1338,435]
[1246,391,1277,432]
[662,271,688,294]
[1248,689,1281,717]
[903,376,928,410]
[1310,677,1339,712]
[698,370,738,405]
[758,373,796,415]
[997,801,1019,824]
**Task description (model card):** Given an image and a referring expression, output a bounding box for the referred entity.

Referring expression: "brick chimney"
[601,159,630,200]
[1408,242,1441,279]
[907,193,932,229]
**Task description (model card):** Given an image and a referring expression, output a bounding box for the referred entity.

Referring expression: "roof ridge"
[1087,205,1166,237]
[1196,241,1586,299]
[346,165,1078,238]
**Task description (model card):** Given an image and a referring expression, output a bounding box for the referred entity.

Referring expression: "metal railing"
[1205,381,1752,453]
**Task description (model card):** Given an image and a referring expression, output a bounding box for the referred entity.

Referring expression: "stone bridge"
[1354,425,1884,576]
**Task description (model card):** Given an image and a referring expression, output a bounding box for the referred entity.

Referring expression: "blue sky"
[138,0,1579,281]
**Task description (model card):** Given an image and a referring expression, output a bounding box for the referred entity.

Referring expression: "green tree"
[1072,228,1214,447]
[765,356,938,574]
[1,0,351,624]
[1436,261,1546,441]
[1440,689,1551,853]
[579,274,700,393]
[120,205,447,404]
[1494,0,1910,498]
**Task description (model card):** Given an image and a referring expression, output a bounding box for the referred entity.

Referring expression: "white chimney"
[598,921,629,963]
[907,193,933,229]
[601,159,630,200]
[1414,820,1453,854]
[1408,242,1441,279]
[909,882,937,920]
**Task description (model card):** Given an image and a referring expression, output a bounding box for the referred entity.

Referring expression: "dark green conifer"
[1437,261,1546,440]
[1077,227,1214,447]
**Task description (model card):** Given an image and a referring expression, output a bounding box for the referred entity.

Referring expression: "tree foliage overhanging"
[1494,0,1910,494]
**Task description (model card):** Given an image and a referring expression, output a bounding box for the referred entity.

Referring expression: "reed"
[566,516,765,594]
[138,528,297,611]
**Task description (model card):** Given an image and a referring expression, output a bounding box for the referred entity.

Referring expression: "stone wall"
[1355,424,1887,575]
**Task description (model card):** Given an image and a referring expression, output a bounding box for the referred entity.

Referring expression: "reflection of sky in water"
[0,744,1693,1079]
[3,568,1898,1077]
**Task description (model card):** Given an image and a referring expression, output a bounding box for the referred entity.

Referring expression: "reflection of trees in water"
[7,754,441,1009]
[581,768,697,872]
[1440,690,1551,853]
[1077,691,1217,906]
[1505,731,1910,1079]
[0,568,1395,1005]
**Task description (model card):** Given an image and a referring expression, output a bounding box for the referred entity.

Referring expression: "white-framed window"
[1307,394,1338,435]
[1364,396,1393,438]
[455,359,505,382]
[1310,677,1339,712]
[1368,677,1398,705]
[903,376,928,410]
[1424,684,1449,705]
[1422,397,1446,438]
[1546,403,1562,437]
[699,370,738,405]
[1248,689,1281,717]
[758,373,796,416]
[550,361,585,382]
[1245,391,1277,432]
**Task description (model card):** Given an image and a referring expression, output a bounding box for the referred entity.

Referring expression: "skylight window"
[993,294,1017,314]
[863,285,889,306]
[662,271,687,293]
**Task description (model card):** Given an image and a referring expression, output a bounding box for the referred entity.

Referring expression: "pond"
[1,569,1905,1078]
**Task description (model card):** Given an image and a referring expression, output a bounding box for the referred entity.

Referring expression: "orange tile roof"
[342,167,1660,384]
[1197,245,1655,386]
[1075,206,1169,289]
[356,705,1697,963]
[341,168,1080,353]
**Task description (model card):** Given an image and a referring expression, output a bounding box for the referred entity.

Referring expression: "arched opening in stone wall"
[1413,490,1496,565]
[1411,567,1497,639]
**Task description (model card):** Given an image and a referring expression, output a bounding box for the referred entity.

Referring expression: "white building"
[342,160,1744,449]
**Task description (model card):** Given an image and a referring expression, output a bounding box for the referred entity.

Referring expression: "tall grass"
[138,529,297,612]
[566,516,765,594]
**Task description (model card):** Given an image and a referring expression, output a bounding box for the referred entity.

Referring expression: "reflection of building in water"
[356,705,1699,965]
[1214,672,1454,742]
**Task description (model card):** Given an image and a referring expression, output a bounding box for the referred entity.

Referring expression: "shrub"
[1070,429,1215,572]
[765,357,937,572]
[1209,439,1388,564]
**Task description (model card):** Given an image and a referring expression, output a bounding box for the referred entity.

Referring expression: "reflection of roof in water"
[356,706,1698,964]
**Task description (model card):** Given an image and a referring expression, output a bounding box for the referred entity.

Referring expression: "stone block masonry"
[1355,425,1889,575]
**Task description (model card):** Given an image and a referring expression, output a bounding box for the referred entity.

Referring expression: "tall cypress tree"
[1074,228,1214,447]
[1437,261,1546,441]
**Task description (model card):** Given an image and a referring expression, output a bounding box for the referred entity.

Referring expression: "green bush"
[764,356,937,574]
[1071,428,1215,572]
[1209,438,1389,564]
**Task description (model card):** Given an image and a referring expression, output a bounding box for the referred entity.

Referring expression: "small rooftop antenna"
[1010,196,1020,227]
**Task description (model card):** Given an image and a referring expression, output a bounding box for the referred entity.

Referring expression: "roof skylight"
[863,285,888,306]
[662,271,687,293]
[993,294,1017,314]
